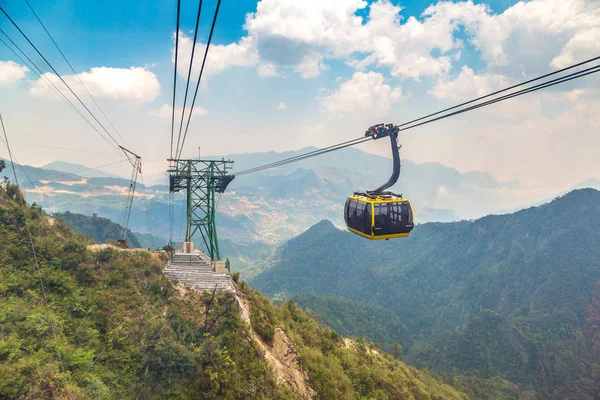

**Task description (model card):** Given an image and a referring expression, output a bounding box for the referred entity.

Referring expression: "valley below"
[3,150,600,399]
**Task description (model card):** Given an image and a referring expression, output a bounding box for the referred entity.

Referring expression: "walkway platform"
[163,251,234,293]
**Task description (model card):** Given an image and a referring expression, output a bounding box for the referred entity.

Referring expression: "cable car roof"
[348,193,410,203]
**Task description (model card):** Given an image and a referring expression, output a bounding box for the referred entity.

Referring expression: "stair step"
[163,259,233,293]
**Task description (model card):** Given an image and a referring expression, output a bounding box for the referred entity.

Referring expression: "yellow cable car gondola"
[344,124,414,240]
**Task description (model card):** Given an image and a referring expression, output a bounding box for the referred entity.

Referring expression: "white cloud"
[564,89,587,102]
[243,0,470,80]
[149,104,207,118]
[430,66,509,101]
[171,0,599,82]
[30,66,160,103]
[295,55,326,79]
[257,62,278,77]
[551,27,600,68]
[276,102,287,110]
[320,71,402,116]
[0,60,29,86]
[175,34,258,81]
[459,0,600,67]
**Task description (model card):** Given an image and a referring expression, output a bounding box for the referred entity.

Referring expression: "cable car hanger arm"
[364,124,401,195]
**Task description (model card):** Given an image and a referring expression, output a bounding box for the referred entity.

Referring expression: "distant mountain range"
[2,147,599,249]
[249,188,600,399]
[41,161,120,179]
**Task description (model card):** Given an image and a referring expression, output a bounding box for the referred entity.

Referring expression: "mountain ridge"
[41,161,120,179]
[0,180,468,399]
[250,188,600,398]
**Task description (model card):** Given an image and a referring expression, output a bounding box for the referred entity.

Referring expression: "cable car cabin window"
[347,199,371,235]
[362,203,372,234]
[374,202,413,236]
[346,199,357,225]
[344,198,351,225]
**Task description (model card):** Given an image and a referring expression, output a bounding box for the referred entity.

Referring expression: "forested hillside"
[54,211,142,248]
[291,294,411,349]
[251,189,600,399]
[0,181,467,399]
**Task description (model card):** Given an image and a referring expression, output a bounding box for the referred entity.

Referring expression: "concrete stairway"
[163,252,234,293]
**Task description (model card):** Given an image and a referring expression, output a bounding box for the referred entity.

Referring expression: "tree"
[390,342,403,360]
[0,159,5,173]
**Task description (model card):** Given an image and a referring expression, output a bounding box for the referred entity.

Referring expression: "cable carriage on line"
[344,124,414,240]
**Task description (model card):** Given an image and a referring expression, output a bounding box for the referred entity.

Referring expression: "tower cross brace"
[168,158,234,260]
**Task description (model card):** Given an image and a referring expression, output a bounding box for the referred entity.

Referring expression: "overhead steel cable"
[235,136,370,176]
[7,140,114,155]
[176,0,222,159]
[170,0,182,159]
[0,31,116,149]
[395,55,600,129]
[0,6,121,152]
[237,137,373,176]
[239,137,373,175]
[234,58,600,176]
[1,112,65,373]
[174,0,204,158]
[23,0,128,146]
[397,64,600,133]
[0,135,54,214]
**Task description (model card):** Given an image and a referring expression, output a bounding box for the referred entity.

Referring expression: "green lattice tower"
[168,159,234,260]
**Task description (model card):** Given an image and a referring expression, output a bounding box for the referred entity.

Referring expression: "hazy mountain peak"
[42,160,119,178]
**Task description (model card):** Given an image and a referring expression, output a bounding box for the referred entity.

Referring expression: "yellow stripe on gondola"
[347,227,410,240]
[345,194,415,240]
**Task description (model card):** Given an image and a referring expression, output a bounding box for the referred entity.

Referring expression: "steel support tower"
[167,158,234,260]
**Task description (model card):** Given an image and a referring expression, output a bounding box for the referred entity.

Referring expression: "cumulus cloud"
[458,0,600,67]
[320,71,402,116]
[173,0,599,82]
[0,60,29,86]
[175,34,258,80]
[551,27,600,68]
[257,62,278,77]
[244,0,471,80]
[149,104,207,118]
[30,66,160,103]
[430,66,509,101]
[276,102,287,110]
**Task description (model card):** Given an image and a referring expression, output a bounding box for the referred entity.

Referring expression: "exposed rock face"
[236,290,316,400]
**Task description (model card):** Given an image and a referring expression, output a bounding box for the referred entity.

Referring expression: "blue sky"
[0,0,599,189]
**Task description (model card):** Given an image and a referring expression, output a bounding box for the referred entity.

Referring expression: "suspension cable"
[235,137,371,176]
[170,0,182,159]
[176,0,222,159]
[1,7,121,152]
[174,0,204,158]
[0,31,116,149]
[1,112,65,373]
[396,55,600,129]
[23,0,128,146]
[0,135,54,214]
[7,140,114,155]
[398,65,600,133]
[234,57,600,176]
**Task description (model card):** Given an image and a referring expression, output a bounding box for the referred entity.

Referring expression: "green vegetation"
[0,181,467,399]
[240,283,467,400]
[55,211,142,247]
[219,238,275,277]
[291,293,411,349]
[251,189,600,399]
[0,182,285,399]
